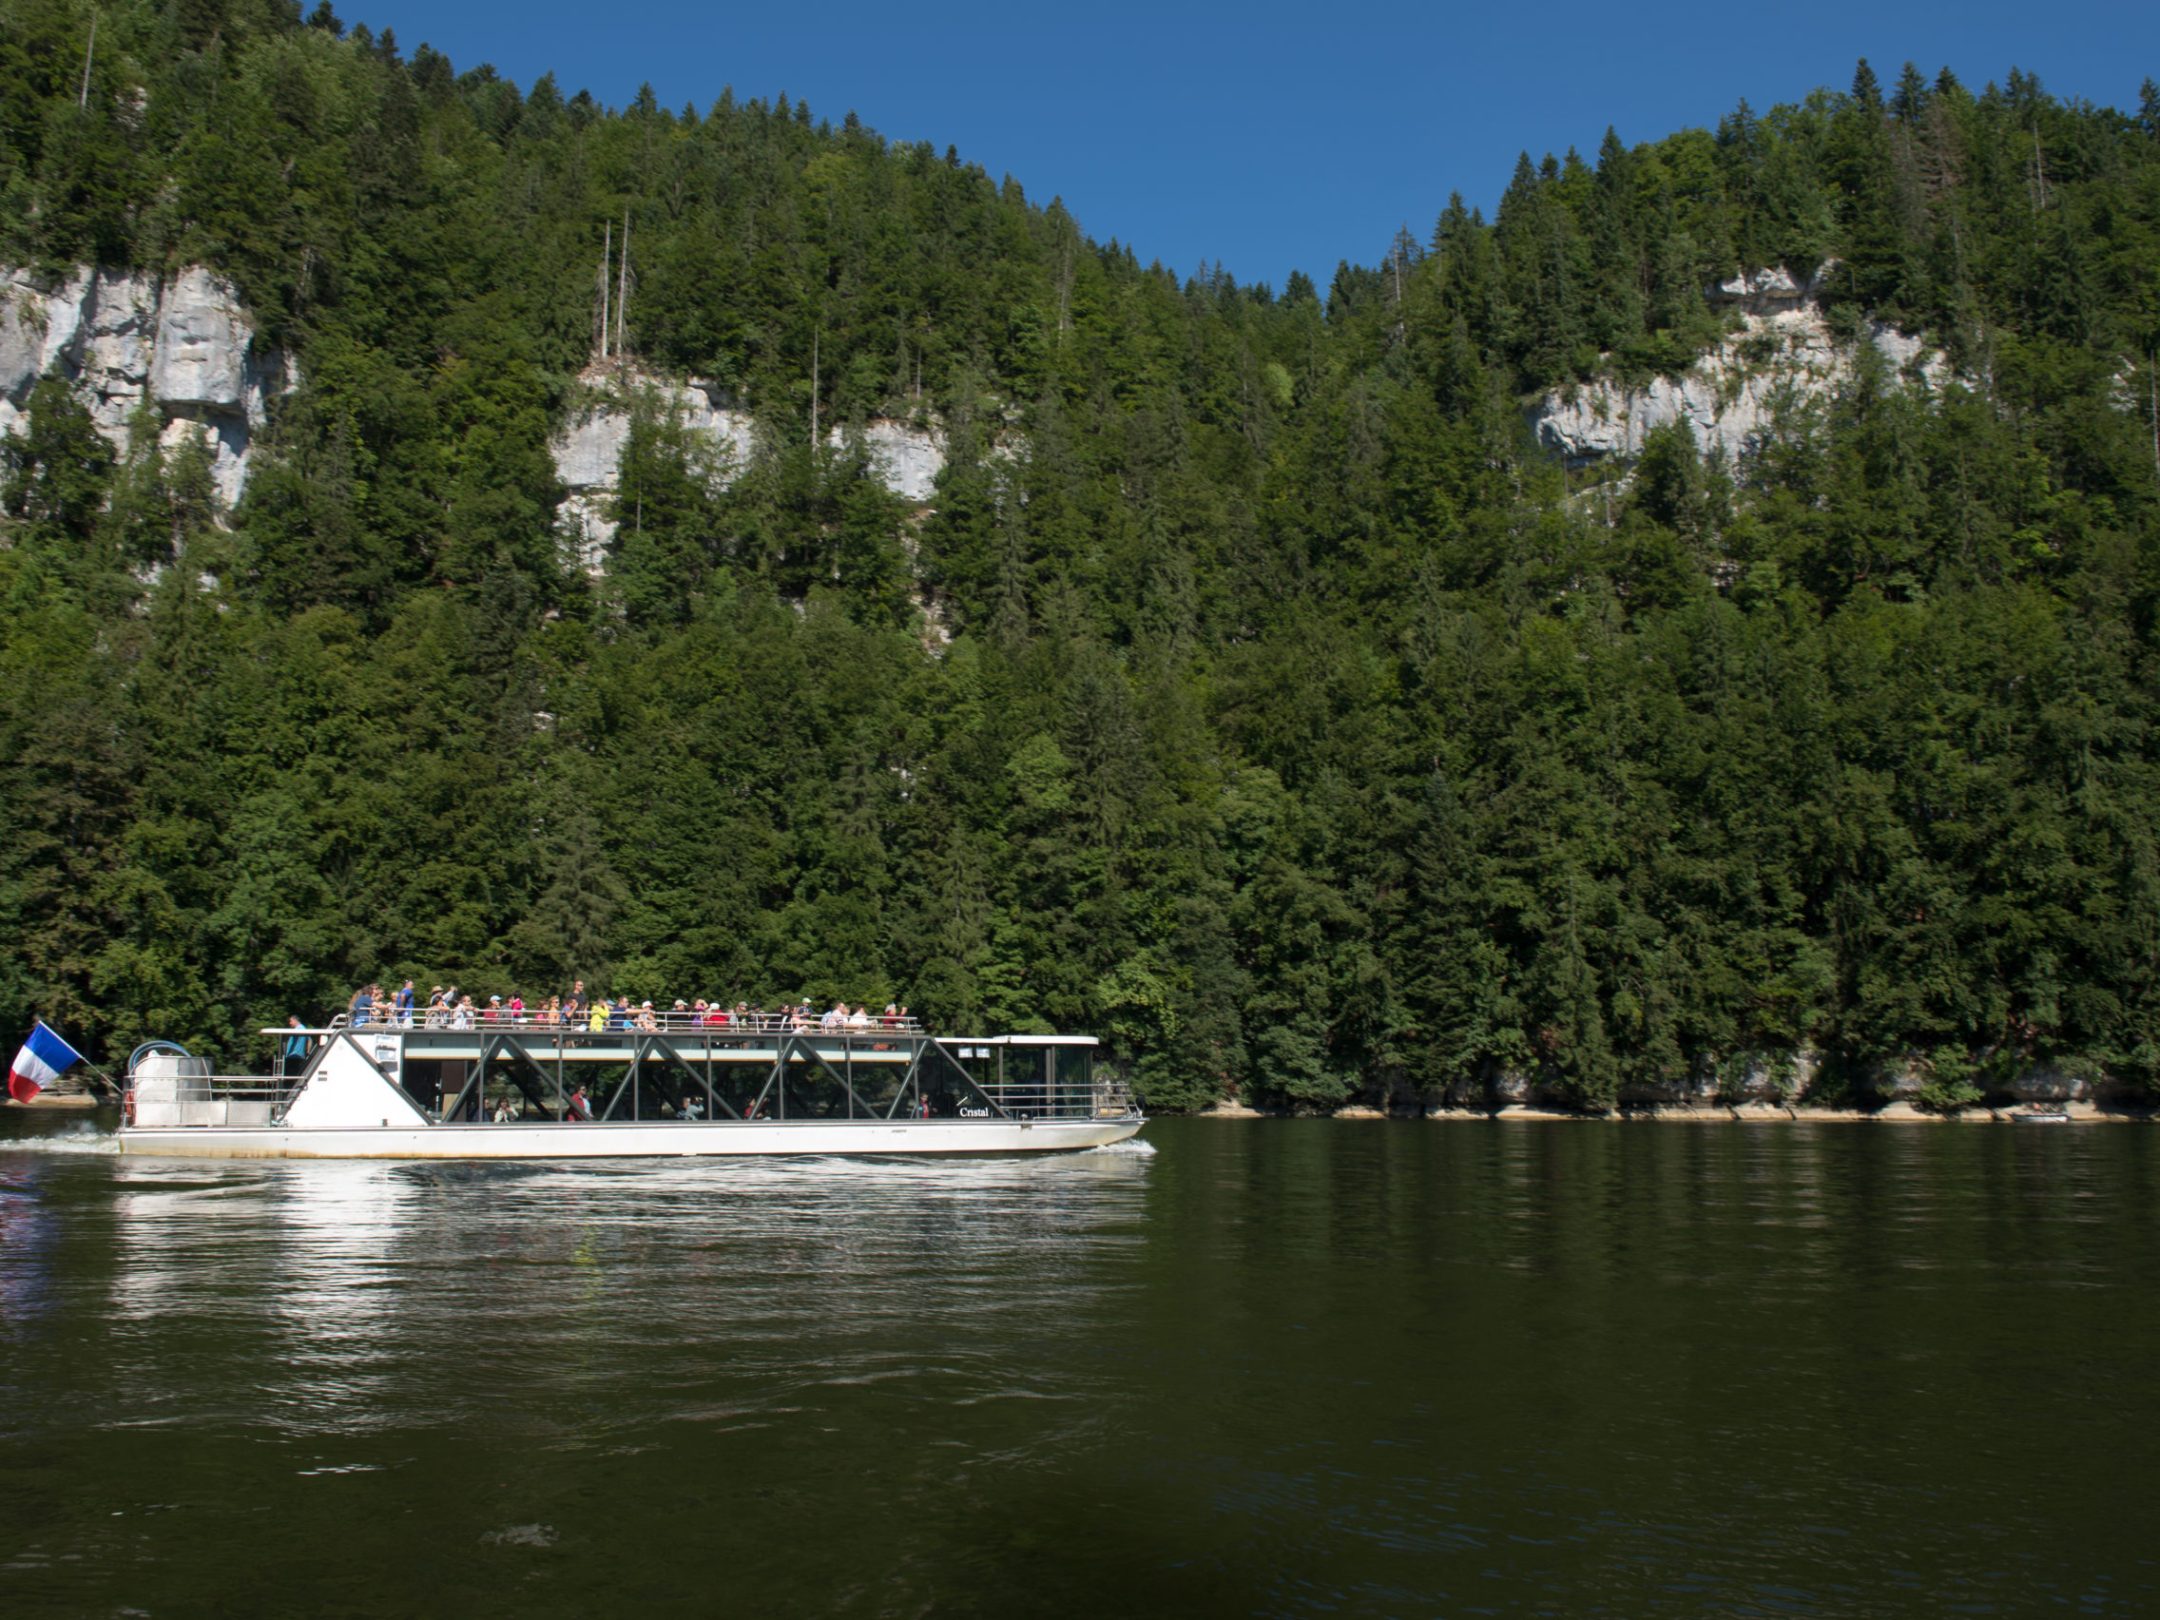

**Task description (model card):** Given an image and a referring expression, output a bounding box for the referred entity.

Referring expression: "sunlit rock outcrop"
[828,416,945,503]
[549,364,946,574]
[0,264,292,506]
[551,373,757,571]
[1529,262,1950,467]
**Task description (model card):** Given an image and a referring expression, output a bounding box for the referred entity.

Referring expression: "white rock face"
[0,266,93,398]
[554,407,636,491]
[827,416,946,503]
[151,266,251,411]
[1530,264,1951,467]
[1709,264,1814,311]
[0,264,292,506]
[550,363,945,574]
[550,371,757,573]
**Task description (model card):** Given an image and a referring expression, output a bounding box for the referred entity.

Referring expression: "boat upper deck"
[304,1016,1091,1066]
[227,1016,1127,1131]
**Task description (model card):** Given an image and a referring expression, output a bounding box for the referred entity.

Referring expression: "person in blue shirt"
[393,979,417,1027]
[280,1016,311,1072]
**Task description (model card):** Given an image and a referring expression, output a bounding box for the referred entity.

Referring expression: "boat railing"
[131,1071,297,1128]
[178,1074,292,1100]
[974,1081,1140,1121]
[329,1009,927,1036]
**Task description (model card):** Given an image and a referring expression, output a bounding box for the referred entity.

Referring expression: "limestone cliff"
[1529,263,1949,467]
[0,265,292,505]
[550,365,946,574]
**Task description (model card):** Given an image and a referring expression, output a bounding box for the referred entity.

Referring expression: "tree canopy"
[4,4,2159,1110]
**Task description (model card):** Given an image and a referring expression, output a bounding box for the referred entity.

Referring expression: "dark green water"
[2,1115,2155,1617]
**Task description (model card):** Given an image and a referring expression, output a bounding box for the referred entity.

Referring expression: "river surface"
[2,1114,2155,1616]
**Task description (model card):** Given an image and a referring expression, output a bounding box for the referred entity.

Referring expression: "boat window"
[778,1048,854,1119]
[848,1050,908,1118]
[1000,1046,1047,1092]
[1053,1046,1092,1099]
[912,1041,998,1118]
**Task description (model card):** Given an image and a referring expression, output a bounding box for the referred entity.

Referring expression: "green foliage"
[1,17,2158,1107]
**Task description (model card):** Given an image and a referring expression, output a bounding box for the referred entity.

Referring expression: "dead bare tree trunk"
[78,15,95,112]
[596,222,611,361]
[615,208,631,369]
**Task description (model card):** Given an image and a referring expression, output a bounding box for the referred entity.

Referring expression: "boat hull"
[116,1116,1145,1160]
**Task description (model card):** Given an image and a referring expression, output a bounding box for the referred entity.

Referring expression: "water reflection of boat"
[120,1021,1144,1160]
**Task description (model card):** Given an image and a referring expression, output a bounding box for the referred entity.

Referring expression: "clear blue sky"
[360,0,2156,291]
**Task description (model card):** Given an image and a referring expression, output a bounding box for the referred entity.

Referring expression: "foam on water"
[1087,1136,1156,1156]
[0,1128,118,1156]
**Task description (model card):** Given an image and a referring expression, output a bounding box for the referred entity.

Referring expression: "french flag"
[9,1021,86,1104]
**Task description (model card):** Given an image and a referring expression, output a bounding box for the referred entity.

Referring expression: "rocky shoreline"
[1181,1047,2154,1123]
[1201,1099,2150,1123]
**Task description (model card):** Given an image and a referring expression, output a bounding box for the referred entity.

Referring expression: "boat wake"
[1087,1137,1156,1157]
[0,1130,119,1156]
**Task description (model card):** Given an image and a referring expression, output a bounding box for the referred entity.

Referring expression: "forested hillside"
[4,0,2159,1110]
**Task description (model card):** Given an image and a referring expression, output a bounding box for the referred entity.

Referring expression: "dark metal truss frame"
[424,1031,1013,1126]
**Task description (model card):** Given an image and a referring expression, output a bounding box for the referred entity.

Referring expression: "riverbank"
[1201,1100,2154,1124]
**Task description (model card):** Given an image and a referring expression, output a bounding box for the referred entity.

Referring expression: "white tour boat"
[119,1013,1143,1159]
